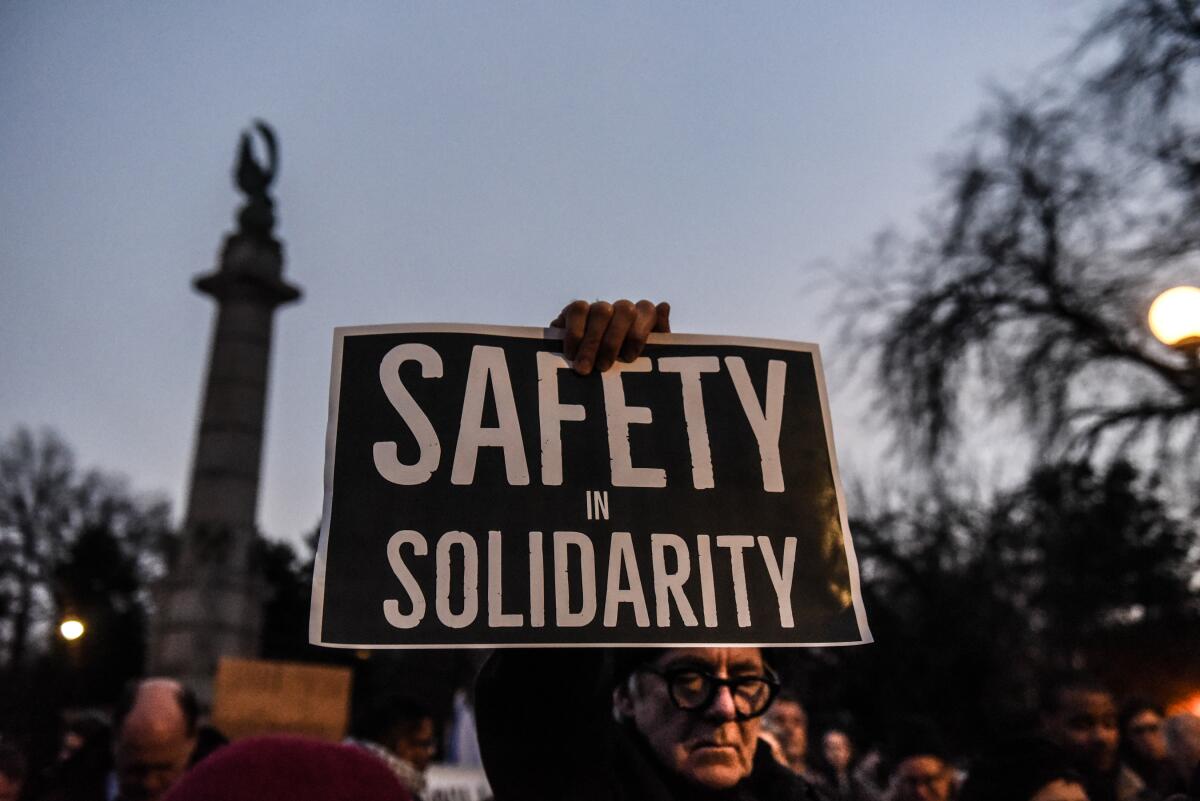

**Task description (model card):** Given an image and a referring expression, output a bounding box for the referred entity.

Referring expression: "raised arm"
[476,299,671,800]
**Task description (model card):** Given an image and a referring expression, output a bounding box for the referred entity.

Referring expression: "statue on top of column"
[234,120,279,242]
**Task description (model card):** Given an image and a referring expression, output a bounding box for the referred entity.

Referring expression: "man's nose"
[705,684,738,721]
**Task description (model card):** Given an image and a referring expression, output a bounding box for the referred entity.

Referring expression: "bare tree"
[1082,0,1200,121]
[0,428,77,670]
[853,1,1200,475]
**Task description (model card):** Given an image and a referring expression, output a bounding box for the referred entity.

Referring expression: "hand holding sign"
[551,299,671,374]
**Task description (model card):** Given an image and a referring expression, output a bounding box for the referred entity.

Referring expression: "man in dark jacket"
[476,647,820,801]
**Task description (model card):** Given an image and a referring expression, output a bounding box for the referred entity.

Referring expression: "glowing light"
[1148,286,1200,348]
[59,618,85,641]
[1168,692,1200,717]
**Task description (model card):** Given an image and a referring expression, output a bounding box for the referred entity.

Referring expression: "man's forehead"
[120,713,189,746]
[653,647,764,671]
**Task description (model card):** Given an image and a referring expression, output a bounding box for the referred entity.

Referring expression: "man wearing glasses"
[476,646,817,801]
[475,301,821,801]
[611,648,795,790]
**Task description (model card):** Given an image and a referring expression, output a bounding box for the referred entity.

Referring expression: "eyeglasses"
[639,666,781,720]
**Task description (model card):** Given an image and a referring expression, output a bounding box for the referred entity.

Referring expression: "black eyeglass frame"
[637,665,782,721]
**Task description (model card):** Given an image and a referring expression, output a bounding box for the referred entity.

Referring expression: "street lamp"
[59,617,85,641]
[1148,285,1200,360]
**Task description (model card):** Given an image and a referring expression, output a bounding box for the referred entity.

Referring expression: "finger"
[596,299,637,372]
[559,300,590,360]
[618,299,660,363]
[574,301,614,375]
[654,302,671,333]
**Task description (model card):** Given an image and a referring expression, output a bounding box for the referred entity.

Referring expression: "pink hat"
[163,735,413,801]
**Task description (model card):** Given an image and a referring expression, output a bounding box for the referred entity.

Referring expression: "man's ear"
[612,679,636,722]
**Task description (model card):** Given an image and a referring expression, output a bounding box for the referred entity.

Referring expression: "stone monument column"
[150,122,301,704]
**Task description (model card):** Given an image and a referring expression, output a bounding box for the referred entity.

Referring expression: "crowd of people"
[1,659,1199,801]
[0,676,441,801]
[756,674,1200,801]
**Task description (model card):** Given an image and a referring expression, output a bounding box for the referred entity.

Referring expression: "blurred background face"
[1124,709,1167,762]
[114,728,194,801]
[1042,689,1118,775]
[1166,714,1200,785]
[891,755,953,801]
[823,730,852,772]
[766,699,808,766]
[393,717,436,773]
[59,730,84,762]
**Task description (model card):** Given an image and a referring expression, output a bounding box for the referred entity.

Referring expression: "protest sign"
[310,325,870,648]
[211,657,352,740]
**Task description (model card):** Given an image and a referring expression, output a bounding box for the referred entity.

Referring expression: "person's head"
[611,646,779,792]
[53,710,114,792]
[60,710,112,764]
[114,678,199,801]
[1164,713,1200,786]
[1038,672,1118,776]
[883,719,955,801]
[822,729,853,773]
[885,715,951,801]
[764,694,809,769]
[352,697,436,774]
[0,741,26,801]
[957,737,1088,801]
[1119,699,1167,764]
[889,755,954,801]
[161,736,411,801]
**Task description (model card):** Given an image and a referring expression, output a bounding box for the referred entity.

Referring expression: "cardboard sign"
[212,657,352,740]
[310,325,870,648]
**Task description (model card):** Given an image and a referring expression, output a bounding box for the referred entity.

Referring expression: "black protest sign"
[310,325,870,648]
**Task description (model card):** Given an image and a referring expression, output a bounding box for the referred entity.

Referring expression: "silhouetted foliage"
[0,427,171,675]
[787,460,1200,755]
[257,535,311,661]
[258,528,357,667]
[53,521,162,706]
[819,0,1200,758]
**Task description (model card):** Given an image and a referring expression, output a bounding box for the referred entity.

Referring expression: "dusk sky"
[1,2,1099,545]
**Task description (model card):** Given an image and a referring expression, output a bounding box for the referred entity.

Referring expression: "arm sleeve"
[475,648,615,801]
